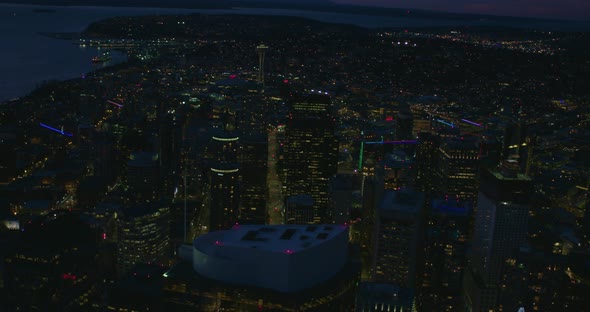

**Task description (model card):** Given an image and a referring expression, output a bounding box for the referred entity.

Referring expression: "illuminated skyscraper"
[155,110,181,199]
[282,93,338,224]
[237,94,269,136]
[238,134,268,224]
[207,131,239,165]
[436,135,480,203]
[285,194,314,224]
[418,198,471,312]
[209,165,240,231]
[373,189,425,287]
[204,131,242,231]
[126,151,159,202]
[472,160,532,281]
[117,204,170,276]
[328,174,360,224]
[463,160,533,312]
[415,131,438,194]
[375,150,415,191]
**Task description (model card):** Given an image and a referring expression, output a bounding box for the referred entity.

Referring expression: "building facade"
[282,94,338,224]
[373,190,425,287]
[117,204,170,276]
[463,160,533,312]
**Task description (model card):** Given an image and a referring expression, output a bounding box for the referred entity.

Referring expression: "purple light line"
[461,119,482,127]
[39,123,73,137]
[383,140,418,145]
[366,140,417,145]
[107,100,123,108]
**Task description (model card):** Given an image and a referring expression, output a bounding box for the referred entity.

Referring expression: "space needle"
[256,44,269,88]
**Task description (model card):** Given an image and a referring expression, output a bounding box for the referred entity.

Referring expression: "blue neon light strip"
[436,119,455,128]
[461,119,482,127]
[40,123,73,137]
[365,139,418,145]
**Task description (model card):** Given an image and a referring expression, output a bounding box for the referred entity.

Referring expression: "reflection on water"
[0,4,202,102]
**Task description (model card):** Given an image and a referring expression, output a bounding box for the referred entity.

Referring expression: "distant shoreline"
[3,2,590,34]
[2,0,587,24]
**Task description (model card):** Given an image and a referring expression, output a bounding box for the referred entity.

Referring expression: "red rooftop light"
[62,273,77,280]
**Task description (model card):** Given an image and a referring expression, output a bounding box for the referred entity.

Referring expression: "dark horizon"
[2,0,590,22]
[334,0,590,21]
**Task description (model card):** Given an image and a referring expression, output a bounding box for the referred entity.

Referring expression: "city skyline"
[1,4,589,311]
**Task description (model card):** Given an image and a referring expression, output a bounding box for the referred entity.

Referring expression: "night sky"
[332,0,590,20]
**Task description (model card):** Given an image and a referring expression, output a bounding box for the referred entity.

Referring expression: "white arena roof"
[192,224,349,292]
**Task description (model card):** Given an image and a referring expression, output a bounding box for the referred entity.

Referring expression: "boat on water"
[92,51,112,63]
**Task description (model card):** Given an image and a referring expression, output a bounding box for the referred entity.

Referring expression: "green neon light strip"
[358,141,364,170]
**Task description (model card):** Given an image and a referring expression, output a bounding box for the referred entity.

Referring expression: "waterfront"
[0,4,208,102]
